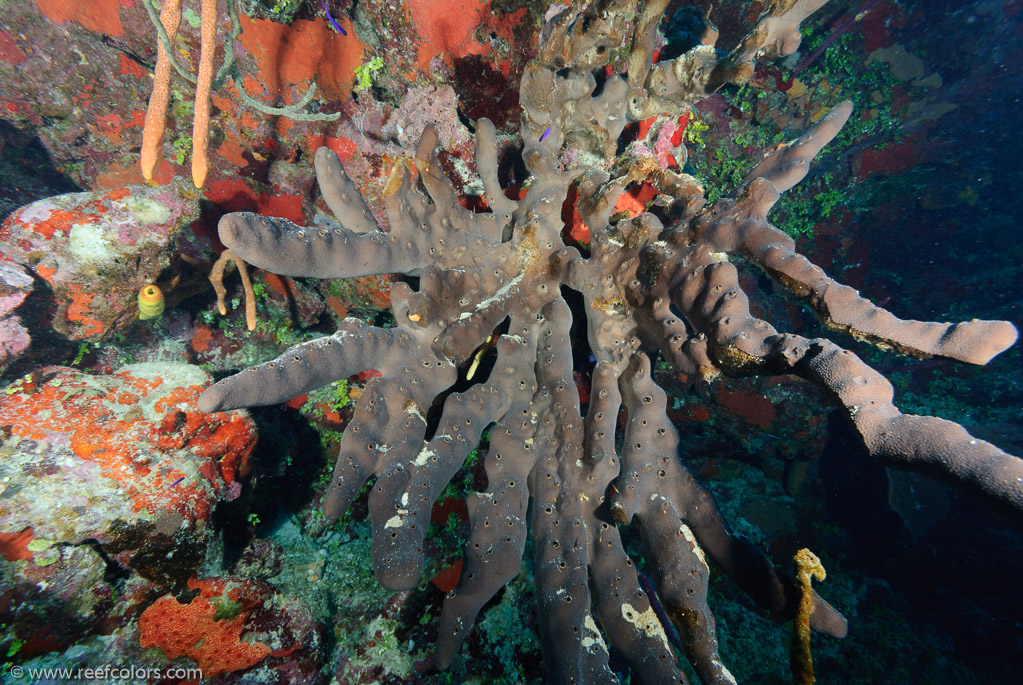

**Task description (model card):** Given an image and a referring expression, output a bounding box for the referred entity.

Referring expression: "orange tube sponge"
[140,0,182,181]
[192,0,218,188]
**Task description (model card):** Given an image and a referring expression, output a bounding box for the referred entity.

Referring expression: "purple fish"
[319,0,348,36]
[540,126,552,142]
[170,476,185,488]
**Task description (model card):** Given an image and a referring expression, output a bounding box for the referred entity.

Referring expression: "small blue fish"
[170,476,185,488]
[319,0,348,35]
[540,126,552,142]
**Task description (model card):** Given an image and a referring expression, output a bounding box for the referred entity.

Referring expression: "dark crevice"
[0,120,82,223]
[78,539,133,585]
[668,303,694,337]
[590,65,609,99]
[423,317,510,441]
[560,286,595,414]
[456,106,476,134]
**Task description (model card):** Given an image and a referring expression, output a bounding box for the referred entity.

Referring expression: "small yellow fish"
[466,332,499,380]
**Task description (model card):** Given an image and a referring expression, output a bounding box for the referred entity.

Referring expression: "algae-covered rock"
[0,362,256,658]
[0,181,200,339]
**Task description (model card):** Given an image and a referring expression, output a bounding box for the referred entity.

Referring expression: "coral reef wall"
[1,0,1021,683]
